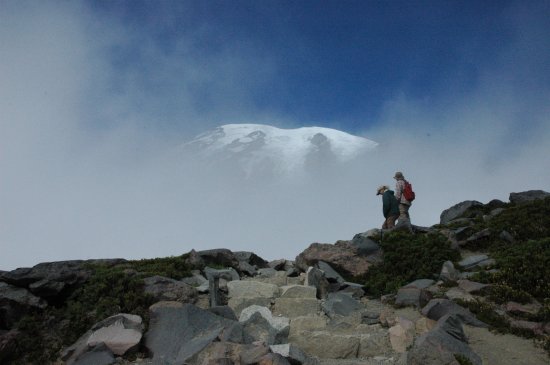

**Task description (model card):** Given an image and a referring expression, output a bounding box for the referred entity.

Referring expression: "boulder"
[407,315,482,365]
[72,343,115,365]
[458,254,489,270]
[227,280,279,299]
[87,314,143,356]
[280,285,317,299]
[239,306,290,345]
[234,251,269,268]
[258,353,292,365]
[304,267,330,299]
[204,267,240,282]
[510,320,545,336]
[350,233,382,256]
[143,275,197,303]
[0,282,47,329]
[440,200,483,225]
[457,280,490,294]
[295,241,373,278]
[208,305,238,321]
[186,249,240,269]
[270,343,319,365]
[289,316,328,337]
[289,331,359,359]
[187,341,269,365]
[272,298,321,318]
[336,282,365,299]
[316,261,345,283]
[444,287,475,302]
[228,297,273,317]
[268,259,287,271]
[505,301,542,316]
[388,317,415,353]
[509,190,550,204]
[454,226,476,241]
[144,302,242,364]
[257,268,279,278]
[499,230,516,244]
[440,261,459,283]
[464,228,492,247]
[181,271,208,288]
[421,299,487,327]
[321,293,363,318]
[395,287,432,308]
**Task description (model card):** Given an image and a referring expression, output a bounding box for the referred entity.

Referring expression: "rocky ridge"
[0,190,549,364]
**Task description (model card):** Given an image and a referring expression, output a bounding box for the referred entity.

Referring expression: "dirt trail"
[465,326,549,365]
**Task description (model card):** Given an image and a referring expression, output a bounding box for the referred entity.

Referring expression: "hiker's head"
[394,171,404,180]
[376,185,389,195]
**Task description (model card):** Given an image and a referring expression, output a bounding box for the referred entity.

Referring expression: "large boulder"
[239,305,290,345]
[316,261,345,283]
[187,341,270,365]
[144,302,244,364]
[234,251,269,268]
[71,343,115,365]
[421,299,487,327]
[395,280,434,308]
[304,267,330,299]
[440,201,483,225]
[509,190,550,204]
[295,241,374,278]
[186,249,240,269]
[0,282,47,329]
[321,293,363,318]
[87,314,143,356]
[407,314,482,365]
[0,259,123,301]
[143,276,197,303]
[350,233,381,256]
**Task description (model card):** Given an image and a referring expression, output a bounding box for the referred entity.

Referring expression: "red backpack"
[403,180,416,201]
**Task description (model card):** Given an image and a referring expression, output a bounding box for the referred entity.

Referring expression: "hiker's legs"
[398,204,410,223]
[383,215,397,229]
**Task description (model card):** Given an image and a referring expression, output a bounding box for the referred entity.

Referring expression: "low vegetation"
[359,231,460,296]
[12,254,194,364]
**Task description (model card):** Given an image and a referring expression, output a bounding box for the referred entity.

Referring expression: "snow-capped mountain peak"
[183,124,378,176]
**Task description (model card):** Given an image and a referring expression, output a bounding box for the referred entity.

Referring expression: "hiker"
[393,171,412,223]
[377,185,399,229]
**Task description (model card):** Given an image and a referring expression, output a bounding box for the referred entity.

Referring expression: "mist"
[1,1,549,270]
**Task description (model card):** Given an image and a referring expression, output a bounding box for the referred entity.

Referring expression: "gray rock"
[181,271,208,287]
[208,305,238,321]
[239,306,290,345]
[0,259,124,298]
[499,230,516,244]
[270,343,319,365]
[350,233,381,256]
[257,268,279,278]
[87,314,143,356]
[72,343,115,365]
[439,261,459,283]
[509,190,550,204]
[454,226,476,241]
[407,315,482,365]
[421,299,487,327]
[234,251,269,268]
[464,228,492,246]
[458,255,489,270]
[457,280,490,294]
[204,266,240,282]
[404,279,435,289]
[143,275,197,303]
[0,282,47,328]
[259,353,292,365]
[395,287,432,308]
[187,248,240,269]
[305,266,330,300]
[273,298,321,318]
[321,292,363,318]
[440,200,483,225]
[337,282,365,299]
[238,261,258,276]
[227,280,279,299]
[144,302,241,364]
[268,259,287,270]
[316,261,345,283]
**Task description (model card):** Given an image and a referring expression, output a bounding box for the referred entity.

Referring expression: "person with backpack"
[376,185,400,229]
[393,171,414,223]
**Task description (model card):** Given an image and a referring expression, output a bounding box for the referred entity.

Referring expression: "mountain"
[181,124,378,178]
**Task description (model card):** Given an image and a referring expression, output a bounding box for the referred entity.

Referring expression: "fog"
[1,1,549,270]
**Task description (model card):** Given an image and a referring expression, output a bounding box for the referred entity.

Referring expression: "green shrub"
[487,284,533,305]
[359,231,460,296]
[488,198,550,242]
[490,238,550,301]
[131,253,193,279]
[454,354,474,365]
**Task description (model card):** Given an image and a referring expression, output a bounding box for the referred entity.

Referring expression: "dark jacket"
[383,190,400,218]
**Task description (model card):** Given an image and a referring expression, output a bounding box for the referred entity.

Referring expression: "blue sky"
[1,0,549,269]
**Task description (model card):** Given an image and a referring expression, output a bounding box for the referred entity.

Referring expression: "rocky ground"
[0,190,549,364]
